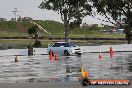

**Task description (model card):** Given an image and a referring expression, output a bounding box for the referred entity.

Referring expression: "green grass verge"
[0,39,127,49]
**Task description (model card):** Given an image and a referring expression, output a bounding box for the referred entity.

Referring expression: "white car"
[47,42,84,56]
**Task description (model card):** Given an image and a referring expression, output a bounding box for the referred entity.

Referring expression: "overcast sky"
[0,0,113,25]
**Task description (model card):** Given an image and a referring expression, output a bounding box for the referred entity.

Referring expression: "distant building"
[0,18,7,22]
[10,18,16,21]
[82,22,115,28]
[21,17,33,21]
[81,23,99,29]
[14,16,33,22]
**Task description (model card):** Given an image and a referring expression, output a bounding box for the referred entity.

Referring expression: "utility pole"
[12,8,18,21]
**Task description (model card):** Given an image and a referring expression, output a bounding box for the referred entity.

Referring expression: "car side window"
[52,43,62,47]
[62,43,70,47]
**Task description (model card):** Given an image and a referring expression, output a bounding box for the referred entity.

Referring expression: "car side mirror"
[60,45,64,47]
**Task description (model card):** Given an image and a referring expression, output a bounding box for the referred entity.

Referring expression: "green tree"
[39,0,92,42]
[28,25,41,47]
[28,25,38,36]
[91,0,132,44]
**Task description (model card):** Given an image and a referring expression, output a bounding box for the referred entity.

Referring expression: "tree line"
[39,0,132,44]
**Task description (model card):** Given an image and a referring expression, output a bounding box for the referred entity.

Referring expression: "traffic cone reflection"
[55,52,58,60]
[15,55,18,62]
[110,47,113,59]
[99,52,102,61]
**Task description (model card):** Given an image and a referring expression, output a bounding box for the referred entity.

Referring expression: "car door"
[58,43,65,55]
[61,43,70,54]
[51,43,62,54]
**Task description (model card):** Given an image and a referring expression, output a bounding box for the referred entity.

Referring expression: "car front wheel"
[64,50,69,56]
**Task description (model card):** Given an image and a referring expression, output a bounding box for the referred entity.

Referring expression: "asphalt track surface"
[0,81,131,88]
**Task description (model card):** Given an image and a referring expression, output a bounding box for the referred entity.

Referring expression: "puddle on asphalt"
[0,52,131,83]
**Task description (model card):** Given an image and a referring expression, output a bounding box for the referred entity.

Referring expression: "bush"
[33,40,41,47]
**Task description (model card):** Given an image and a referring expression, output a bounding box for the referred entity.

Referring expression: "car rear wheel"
[64,50,69,56]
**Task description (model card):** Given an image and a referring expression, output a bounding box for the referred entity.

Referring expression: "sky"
[0,0,113,25]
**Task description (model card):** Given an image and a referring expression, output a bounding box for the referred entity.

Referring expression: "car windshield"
[62,43,76,47]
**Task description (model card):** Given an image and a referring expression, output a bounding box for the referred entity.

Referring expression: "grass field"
[0,20,125,38]
[0,20,126,49]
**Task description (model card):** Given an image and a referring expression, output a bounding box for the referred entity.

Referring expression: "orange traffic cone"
[15,55,18,62]
[99,52,102,61]
[55,52,58,60]
[49,49,53,60]
[85,71,89,78]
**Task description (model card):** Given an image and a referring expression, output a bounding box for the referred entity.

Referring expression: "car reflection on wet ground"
[0,52,132,83]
